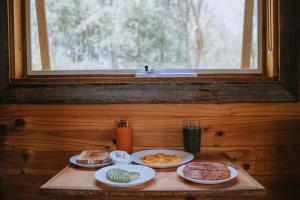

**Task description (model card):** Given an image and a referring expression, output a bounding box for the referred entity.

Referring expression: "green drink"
[183,120,201,154]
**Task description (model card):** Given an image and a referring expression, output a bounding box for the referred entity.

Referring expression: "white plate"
[131,149,194,168]
[177,165,238,184]
[94,164,155,187]
[69,155,112,169]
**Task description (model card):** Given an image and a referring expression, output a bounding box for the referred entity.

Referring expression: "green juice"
[183,126,201,154]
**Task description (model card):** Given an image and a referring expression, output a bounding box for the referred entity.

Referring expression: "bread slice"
[76,150,109,165]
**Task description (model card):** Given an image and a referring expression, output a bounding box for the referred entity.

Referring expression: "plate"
[177,165,238,184]
[94,164,155,187]
[131,149,194,168]
[69,155,112,169]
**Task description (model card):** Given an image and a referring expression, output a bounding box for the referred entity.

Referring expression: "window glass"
[30,0,259,72]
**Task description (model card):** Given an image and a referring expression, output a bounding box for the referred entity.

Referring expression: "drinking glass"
[183,120,201,155]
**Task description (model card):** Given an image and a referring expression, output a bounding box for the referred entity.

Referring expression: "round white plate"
[94,164,155,187]
[69,155,112,169]
[131,149,194,168]
[177,165,238,184]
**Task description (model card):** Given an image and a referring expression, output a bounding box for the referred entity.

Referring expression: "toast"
[76,150,109,165]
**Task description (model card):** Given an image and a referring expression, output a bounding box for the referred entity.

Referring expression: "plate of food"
[69,150,112,168]
[177,162,238,184]
[131,149,194,168]
[94,164,155,187]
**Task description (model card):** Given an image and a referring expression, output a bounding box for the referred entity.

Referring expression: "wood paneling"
[2,116,300,150]
[1,103,300,117]
[279,0,300,99]
[0,0,9,85]
[1,103,300,200]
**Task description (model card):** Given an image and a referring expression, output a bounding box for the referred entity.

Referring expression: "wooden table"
[40,153,265,198]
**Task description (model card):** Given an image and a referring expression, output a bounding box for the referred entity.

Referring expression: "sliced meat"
[183,162,230,180]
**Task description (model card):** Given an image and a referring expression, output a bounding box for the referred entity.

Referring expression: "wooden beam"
[266,0,279,78]
[0,82,296,104]
[279,0,300,100]
[241,0,255,69]
[10,0,26,79]
[0,0,9,84]
[35,0,51,71]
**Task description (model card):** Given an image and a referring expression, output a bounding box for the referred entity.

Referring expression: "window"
[26,0,262,76]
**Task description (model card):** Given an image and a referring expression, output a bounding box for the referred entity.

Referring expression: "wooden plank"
[1,103,300,118]
[256,160,300,175]
[254,175,300,200]
[241,0,255,68]
[265,0,279,78]
[255,146,300,175]
[0,0,9,84]
[256,146,300,161]
[10,0,25,79]
[2,116,300,150]
[0,148,255,176]
[40,153,265,197]
[0,82,296,104]
[35,0,51,70]
[279,0,300,99]
[1,174,297,200]
[10,74,273,83]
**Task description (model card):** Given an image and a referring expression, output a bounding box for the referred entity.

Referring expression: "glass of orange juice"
[115,119,132,153]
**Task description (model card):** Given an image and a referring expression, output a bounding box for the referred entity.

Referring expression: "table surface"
[40,153,265,197]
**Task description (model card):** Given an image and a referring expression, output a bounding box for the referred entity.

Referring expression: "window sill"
[0,81,296,104]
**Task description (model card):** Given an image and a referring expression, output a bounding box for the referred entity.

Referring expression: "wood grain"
[0,82,296,104]
[1,103,300,117]
[35,0,51,70]
[0,148,255,176]
[10,0,25,79]
[1,103,300,200]
[265,0,279,78]
[2,116,299,150]
[241,0,254,68]
[279,0,300,99]
[0,0,9,85]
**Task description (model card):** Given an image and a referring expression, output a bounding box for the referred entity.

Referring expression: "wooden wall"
[1,103,300,200]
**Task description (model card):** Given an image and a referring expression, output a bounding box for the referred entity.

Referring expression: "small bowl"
[109,150,132,164]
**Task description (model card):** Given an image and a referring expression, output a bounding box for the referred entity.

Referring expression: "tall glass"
[115,119,132,153]
[183,120,201,155]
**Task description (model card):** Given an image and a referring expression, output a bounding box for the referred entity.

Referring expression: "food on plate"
[106,168,140,183]
[76,150,109,165]
[140,153,182,164]
[183,162,231,180]
[109,150,132,164]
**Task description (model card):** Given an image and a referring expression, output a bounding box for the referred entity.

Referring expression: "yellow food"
[140,153,182,164]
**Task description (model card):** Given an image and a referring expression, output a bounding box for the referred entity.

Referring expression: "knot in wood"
[215,131,225,137]
[21,152,30,161]
[15,118,25,127]
[243,163,250,170]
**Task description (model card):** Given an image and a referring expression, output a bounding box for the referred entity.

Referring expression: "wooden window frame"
[18,0,266,79]
[0,0,299,104]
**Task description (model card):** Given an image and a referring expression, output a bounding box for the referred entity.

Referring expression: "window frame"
[18,0,268,79]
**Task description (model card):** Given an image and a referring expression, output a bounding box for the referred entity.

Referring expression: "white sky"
[205,0,245,35]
